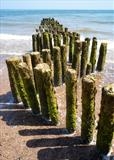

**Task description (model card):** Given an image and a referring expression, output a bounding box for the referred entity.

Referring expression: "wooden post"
[65,69,77,133]
[86,63,92,75]
[42,31,50,49]
[6,57,21,103]
[69,34,74,63]
[96,83,114,155]
[30,52,41,68]
[90,37,97,72]
[72,41,82,76]
[42,49,52,70]
[60,45,67,83]
[23,53,33,71]
[96,43,107,71]
[48,33,53,59]
[81,75,96,143]
[18,62,40,115]
[53,46,62,86]
[80,41,88,77]
[34,63,58,125]
[85,37,90,55]
[32,34,38,52]
[63,32,69,46]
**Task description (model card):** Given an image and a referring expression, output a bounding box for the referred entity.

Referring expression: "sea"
[0,9,114,83]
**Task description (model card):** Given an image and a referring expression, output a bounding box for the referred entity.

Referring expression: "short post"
[72,41,82,77]
[96,83,114,155]
[60,45,67,83]
[81,75,96,143]
[32,34,38,52]
[96,43,107,71]
[18,62,40,115]
[30,52,41,68]
[53,46,62,86]
[80,41,88,77]
[65,69,77,133]
[90,37,97,72]
[23,53,33,71]
[42,49,52,70]
[86,63,92,75]
[6,57,21,103]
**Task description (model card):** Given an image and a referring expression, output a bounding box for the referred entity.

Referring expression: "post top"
[103,83,114,96]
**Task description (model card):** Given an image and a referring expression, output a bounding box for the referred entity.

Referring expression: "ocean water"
[0,9,114,82]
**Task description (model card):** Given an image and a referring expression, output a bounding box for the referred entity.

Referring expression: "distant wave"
[0,34,31,40]
[89,21,114,24]
[76,28,113,36]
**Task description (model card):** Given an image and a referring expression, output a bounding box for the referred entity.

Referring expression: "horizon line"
[1,8,114,10]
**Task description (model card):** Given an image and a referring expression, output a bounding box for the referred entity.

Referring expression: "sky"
[0,0,114,10]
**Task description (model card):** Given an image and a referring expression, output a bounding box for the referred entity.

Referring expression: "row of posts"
[6,18,113,157]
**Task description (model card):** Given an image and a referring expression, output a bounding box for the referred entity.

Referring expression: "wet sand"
[0,54,114,160]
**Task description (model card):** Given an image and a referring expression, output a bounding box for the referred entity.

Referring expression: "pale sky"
[0,0,114,10]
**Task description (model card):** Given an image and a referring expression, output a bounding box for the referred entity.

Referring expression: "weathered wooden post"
[53,46,62,86]
[63,32,69,46]
[42,49,52,70]
[80,41,88,77]
[69,34,74,63]
[32,34,38,52]
[72,41,82,77]
[42,31,50,49]
[23,53,33,71]
[34,63,58,125]
[96,43,107,71]
[81,75,96,143]
[85,37,90,54]
[65,69,77,133]
[60,45,67,83]
[90,37,97,72]
[96,83,114,155]
[6,57,21,103]
[18,62,40,115]
[86,63,92,75]
[48,33,53,59]
[30,52,41,68]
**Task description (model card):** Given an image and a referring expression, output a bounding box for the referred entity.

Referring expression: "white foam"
[0,33,31,41]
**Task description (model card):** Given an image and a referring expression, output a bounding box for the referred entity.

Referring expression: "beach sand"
[0,54,114,160]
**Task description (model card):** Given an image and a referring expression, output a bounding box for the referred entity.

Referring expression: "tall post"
[32,34,38,52]
[69,34,74,63]
[6,57,21,103]
[80,41,88,77]
[42,49,52,70]
[60,45,67,83]
[90,37,97,72]
[96,43,107,71]
[65,69,77,133]
[18,62,40,115]
[81,75,96,143]
[96,83,114,155]
[53,46,62,86]
[72,41,82,77]
[42,31,50,49]
[23,53,33,71]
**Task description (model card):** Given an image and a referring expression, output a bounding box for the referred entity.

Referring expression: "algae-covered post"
[32,34,38,52]
[53,46,62,86]
[81,75,96,143]
[72,41,82,77]
[86,63,92,75]
[34,63,58,125]
[80,41,88,77]
[6,57,22,103]
[96,83,114,155]
[31,52,41,68]
[18,62,40,115]
[42,31,50,49]
[69,33,74,63]
[23,53,33,71]
[90,37,97,72]
[65,69,77,133]
[60,45,67,83]
[96,43,107,71]
[42,49,52,71]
